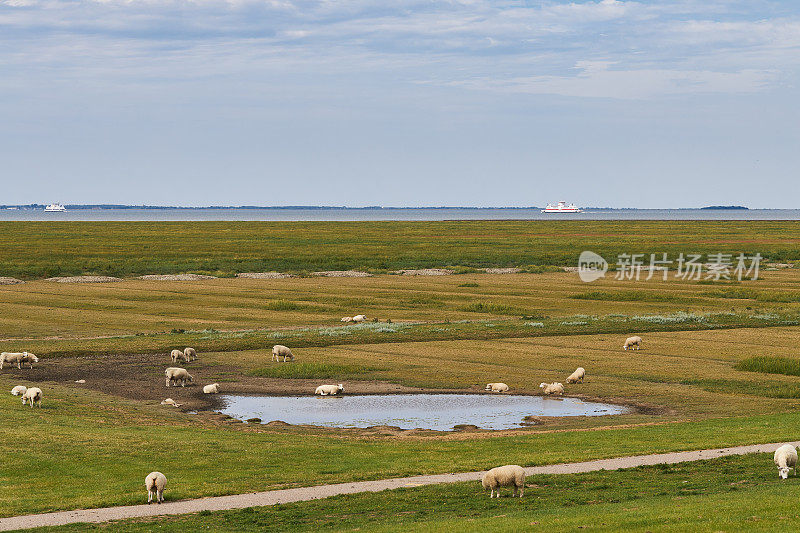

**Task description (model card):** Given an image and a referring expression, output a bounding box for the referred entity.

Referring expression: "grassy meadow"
[38,453,798,532]
[2,221,800,529]
[0,220,798,278]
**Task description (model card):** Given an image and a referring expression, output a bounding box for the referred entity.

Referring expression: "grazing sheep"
[10,385,27,396]
[623,336,642,351]
[315,384,344,396]
[160,398,182,407]
[0,352,24,370]
[774,444,798,479]
[145,472,167,504]
[21,387,42,408]
[20,353,38,369]
[272,345,294,362]
[164,367,194,387]
[203,383,220,394]
[482,465,525,498]
[183,347,197,361]
[170,349,189,364]
[566,367,585,384]
[485,383,509,393]
[352,314,366,323]
[539,382,564,396]
[341,317,353,323]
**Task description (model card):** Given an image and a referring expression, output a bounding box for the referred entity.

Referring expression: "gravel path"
[1,441,795,531]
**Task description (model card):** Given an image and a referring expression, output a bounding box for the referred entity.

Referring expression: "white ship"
[44,203,66,212]
[542,201,582,213]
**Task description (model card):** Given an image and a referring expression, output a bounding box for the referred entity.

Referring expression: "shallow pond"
[218,394,631,431]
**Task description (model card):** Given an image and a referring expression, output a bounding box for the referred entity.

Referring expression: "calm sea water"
[1,208,799,221]
[218,393,630,431]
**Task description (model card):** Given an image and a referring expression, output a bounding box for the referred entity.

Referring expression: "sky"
[1,0,799,208]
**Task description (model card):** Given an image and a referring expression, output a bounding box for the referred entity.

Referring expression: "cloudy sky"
[1,0,798,207]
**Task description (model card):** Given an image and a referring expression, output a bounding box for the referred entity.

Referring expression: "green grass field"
[2,221,800,530]
[37,454,798,532]
[0,220,798,278]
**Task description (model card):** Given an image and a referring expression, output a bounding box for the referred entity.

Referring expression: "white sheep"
[774,444,798,479]
[145,471,167,504]
[482,465,525,498]
[315,384,344,396]
[352,315,366,323]
[566,367,585,384]
[21,353,38,369]
[623,336,642,350]
[160,398,182,407]
[21,387,42,408]
[272,345,294,362]
[183,347,197,361]
[10,385,27,396]
[341,317,353,323]
[0,352,24,370]
[539,382,564,395]
[203,383,220,394]
[485,383,509,393]
[164,367,194,387]
[170,349,189,364]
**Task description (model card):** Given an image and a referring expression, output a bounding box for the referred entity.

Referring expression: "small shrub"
[458,282,479,288]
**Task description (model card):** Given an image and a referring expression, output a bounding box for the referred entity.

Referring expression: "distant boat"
[6,207,18,210]
[542,201,582,213]
[44,203,66,212]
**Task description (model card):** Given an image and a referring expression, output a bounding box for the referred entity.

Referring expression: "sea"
[1,208,799,221]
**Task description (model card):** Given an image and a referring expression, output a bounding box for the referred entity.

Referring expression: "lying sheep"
[0,352,38,370]
[145,471,167,504]
[482,465,525,498]
[170,349,190,364]
[183,347,197,361]
[21,387,42,408]
[10,385,27,396]
[566,367,585,384]
[774,444,798,479]
[203,383,220,394]
[352,314,366,323]
[315,384,344,396]
[539,382,564,395]
[341,317,353,323]
[164,367,194,387]
[160,398,182,407]
[485,383,509,393]
[623,336,642,351]
[272,345,294,362]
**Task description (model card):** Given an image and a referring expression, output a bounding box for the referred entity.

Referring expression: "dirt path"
[2,440,796,531]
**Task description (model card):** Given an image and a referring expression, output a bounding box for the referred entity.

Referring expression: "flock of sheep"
[4,331,796,504]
